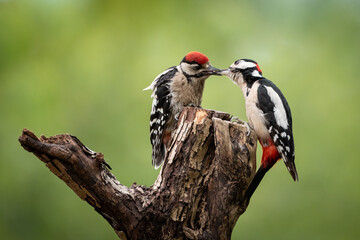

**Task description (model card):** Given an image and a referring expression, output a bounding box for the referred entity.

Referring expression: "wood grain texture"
[18,107,257,240]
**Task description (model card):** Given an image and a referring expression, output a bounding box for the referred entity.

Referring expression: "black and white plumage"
[144,51,220,169]
[257,79,295,162]
[221,59,298,199]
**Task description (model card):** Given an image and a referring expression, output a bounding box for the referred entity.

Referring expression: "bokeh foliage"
[1,0,359,239]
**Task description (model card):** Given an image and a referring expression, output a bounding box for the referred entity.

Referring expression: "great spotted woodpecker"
[220,59,298,199]
[144,51,220,169]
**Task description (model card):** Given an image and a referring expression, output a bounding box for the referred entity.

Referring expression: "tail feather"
[283,159,299,181]
[152,143,166,169]
[245,165,270,201]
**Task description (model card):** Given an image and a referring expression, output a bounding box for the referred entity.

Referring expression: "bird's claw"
[187,103,201,108]
[230,116,242,123]
[174,113,180,121]
[230,117,253,136]
[243,122,253,136]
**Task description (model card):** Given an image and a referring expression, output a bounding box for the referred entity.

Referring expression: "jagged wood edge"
[18,107,257,240]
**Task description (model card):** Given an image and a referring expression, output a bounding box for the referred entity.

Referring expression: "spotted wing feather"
[146,67,177,168]
[257,79,298,180]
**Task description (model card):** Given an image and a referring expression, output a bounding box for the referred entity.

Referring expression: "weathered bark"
[18,107,257,240]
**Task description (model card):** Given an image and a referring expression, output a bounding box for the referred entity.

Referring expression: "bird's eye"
[193,65,201,70]
[234,60,240,65]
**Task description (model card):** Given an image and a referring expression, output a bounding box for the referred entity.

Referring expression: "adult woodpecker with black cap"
[219,59,298,200]
[144,51,220,169]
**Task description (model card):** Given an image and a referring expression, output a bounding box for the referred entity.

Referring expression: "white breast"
[169,66,205,115]
[241,81,271,142]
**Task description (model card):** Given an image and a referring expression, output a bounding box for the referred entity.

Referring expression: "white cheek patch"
[252,70,262,77]
[264,86,289,129]
[228,71,244,87]
[180,62,199,75]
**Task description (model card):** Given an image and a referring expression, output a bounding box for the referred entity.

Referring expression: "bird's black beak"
[203,65,222,76]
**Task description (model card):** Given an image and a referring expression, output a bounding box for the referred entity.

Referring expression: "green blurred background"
[1,0,359,239]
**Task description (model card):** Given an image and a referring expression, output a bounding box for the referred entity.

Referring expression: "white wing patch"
[264,86,289,129]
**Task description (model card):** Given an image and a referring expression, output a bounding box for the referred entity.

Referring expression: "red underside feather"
[162,131,172,147]
[259,140,281,169]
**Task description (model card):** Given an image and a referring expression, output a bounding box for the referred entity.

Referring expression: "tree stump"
[18,107,257,240]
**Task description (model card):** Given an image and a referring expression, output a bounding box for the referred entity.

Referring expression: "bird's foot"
[230,116,241,123]
[230,117,253,136]
[243,122,254,136]
[187,103,201,108]
[174,113,180,121]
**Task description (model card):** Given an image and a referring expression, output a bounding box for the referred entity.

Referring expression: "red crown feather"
[184,51,209,65]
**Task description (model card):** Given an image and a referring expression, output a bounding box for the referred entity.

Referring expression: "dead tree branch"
[18,107,257,240]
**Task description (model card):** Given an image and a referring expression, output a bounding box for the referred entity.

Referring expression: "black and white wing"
[144,67,178,168]
[257,78,298,181]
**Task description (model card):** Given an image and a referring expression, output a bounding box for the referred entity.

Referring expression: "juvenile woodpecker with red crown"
[144,51,220,169]
[220,59,298,199]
